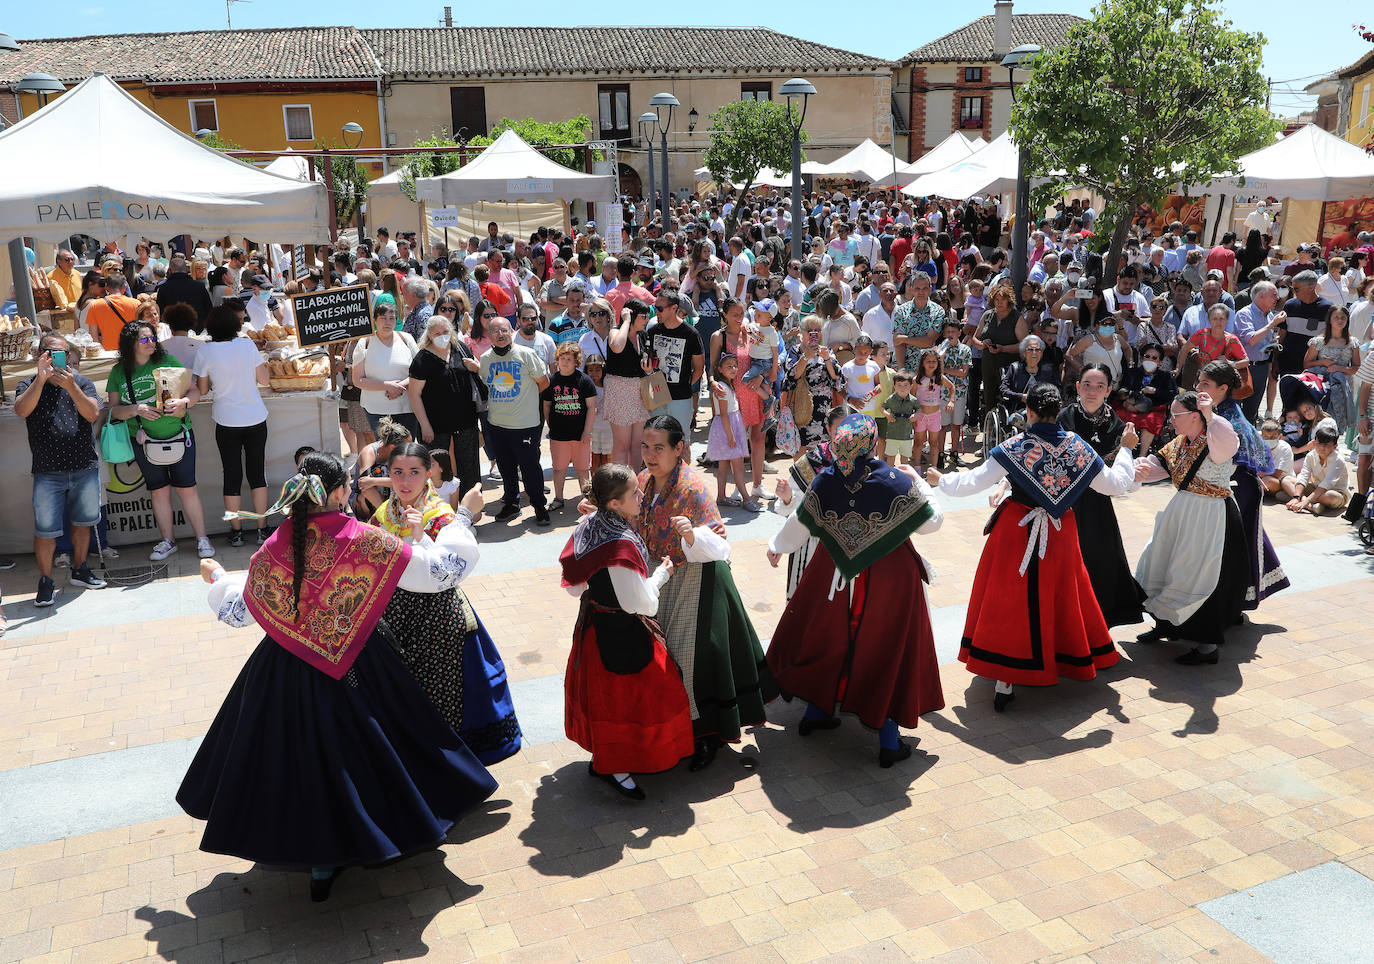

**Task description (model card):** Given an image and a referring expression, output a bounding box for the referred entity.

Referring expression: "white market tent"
[415,129,614,206]
[904,132,987,178]
[1190,124,1374,201]
[0,73,330,242]
[262,150,318,183]
[692,166,794,189]
[368,167,566,250]
[902,131,1021,200]
[808,138,912,187]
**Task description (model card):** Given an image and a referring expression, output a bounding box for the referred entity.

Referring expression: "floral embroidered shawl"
[637,463,721,566]
[245,511,411,679]
[372,482,455,542]
[991,422,1104,520]
[561,510,650,586]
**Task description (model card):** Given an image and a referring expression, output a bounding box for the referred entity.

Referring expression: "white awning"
[1189,124,1374,202]
[415,129,615,206]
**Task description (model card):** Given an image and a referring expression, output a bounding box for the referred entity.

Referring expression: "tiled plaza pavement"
[2,455,1373,964]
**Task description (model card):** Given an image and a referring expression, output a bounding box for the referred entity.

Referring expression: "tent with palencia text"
[0,73,330,242]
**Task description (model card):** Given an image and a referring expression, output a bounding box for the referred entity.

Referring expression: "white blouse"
[207,514,480,628]
[937,443,1137,499]
[564,562,673,616]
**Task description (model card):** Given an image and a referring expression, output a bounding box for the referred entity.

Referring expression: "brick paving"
[1,464,1372,963]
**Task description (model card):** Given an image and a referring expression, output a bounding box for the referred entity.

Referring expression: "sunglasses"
[482,312,498,319]
[588,310,610,318]
[138,336,157,346]
[435,305,457,314]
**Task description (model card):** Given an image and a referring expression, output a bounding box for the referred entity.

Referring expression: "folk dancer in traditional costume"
[1133,390,1249,665]
[637,414,776,771]
[766,414,945,766]
[560,465,695,799]
[371,442,522,765]
[769,404,858,598]
[1195,360,1289,610]
[1057,363,1147,627]
[180,453,497,901]
[927,385,1137,711]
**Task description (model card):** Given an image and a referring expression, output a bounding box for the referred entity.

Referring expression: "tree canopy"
[1010,0,1278,277]
[703,100,806,207]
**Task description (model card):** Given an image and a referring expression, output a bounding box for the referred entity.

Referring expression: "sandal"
[549,498,566,512]
[741,499,765,513]
[717,496,742,507]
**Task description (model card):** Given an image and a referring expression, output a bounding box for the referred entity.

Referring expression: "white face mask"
[254,290,270,304]
[1067,272,1081,284]
[1142,359,1158,372]
[432,334,450,349]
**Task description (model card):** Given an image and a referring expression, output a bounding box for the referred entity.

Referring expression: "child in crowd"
[1258,419,1293,497]
[743,301,780,403]
[428,449,460,508]
[293,445,315,467]
[584,354,613,471]
[871,341,894,449]
[1281,409,1303,448]
[937,319,972,466]
[708,353,762,512]
[841,334,883,420]
[964,278,987,331]
[1281,426,1350,514]
[913,348,955,469]
[541,342,598,511]
[881,371,919,465]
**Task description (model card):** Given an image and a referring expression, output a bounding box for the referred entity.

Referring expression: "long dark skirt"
[178,635,497,869]
[1073,488,1146,627]
[1154,497,1249,648]
[1231,465,1289,609]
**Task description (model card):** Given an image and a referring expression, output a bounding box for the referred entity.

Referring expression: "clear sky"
[3,0,1365,113]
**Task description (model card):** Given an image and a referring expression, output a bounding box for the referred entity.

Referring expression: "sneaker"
[227,529,245,548]
[534,507,552,527]
[0,557,15,570]
[197,538,216,559]
[34,576,57,607]
[494,502,520,522]
[54,553,71,568]
[101,546,120,560]
[70,564,106,590]
[487,466,503,482]
[256,528,270,546]
[149,539,178,562]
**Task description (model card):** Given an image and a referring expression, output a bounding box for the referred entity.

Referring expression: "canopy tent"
[692,166,794,190]
[902,131,1021,200]
[365,170,565,252]
[0,73,330,242]
[807,138,913,187]
[415,129,614,206]
[261,150,318,183]
[904,132,987,178]
[1190,124,1374,202]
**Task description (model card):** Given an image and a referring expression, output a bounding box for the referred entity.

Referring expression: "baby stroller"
[1357,482,1374,548]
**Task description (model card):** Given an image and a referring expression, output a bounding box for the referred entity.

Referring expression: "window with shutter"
[283,105,314,141]
[189,99,218,132]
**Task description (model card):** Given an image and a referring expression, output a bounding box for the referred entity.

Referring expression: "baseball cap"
[636,253,656,269]
[247,273,272,289]
[752,298,776,314]
[585,220,596,229]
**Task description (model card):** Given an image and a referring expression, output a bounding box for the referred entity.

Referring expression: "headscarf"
[829,414,878,480]
[1215,397,1274,475]
[224,472,325,521]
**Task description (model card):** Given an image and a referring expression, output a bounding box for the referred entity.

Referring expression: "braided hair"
[289,452,348,618]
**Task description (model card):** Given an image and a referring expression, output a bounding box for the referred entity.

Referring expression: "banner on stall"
[290,283,374,347]
[604,203,624,254]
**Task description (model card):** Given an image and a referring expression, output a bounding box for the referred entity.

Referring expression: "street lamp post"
[341,122,366,236]
[780,77,817,264]
[637,112,658,228]
[9,73,66,331]
[648,92,678,230]
[1000,44,1041,294]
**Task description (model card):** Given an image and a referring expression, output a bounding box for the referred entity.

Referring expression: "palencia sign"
[35,197,172,223]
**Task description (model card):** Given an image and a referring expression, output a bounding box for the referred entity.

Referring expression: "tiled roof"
[362,27,892,76]
[1336,48,1374,81]
[900,14,1084,64]
[0,27,381,85]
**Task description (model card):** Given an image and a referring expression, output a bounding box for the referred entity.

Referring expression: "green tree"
[195,131,243,151]
[702,100,806,219]
[329,153,369,227]
[398,130,465,202]
[1010,0,1278,279]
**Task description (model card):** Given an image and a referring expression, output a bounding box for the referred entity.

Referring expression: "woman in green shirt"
[106,320,214,562]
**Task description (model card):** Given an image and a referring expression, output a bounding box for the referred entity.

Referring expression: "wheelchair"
[980,402,1026,461]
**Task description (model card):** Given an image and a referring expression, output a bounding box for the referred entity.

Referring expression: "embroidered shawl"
[796,417,935,581]
[789,442,832,492]
[372,482,455,542]
[638,463,721,566]
[1159,432,1230,498]
[1215,398,1274,476]
[991,422,1104,519]
[561,510,650,586]
[245,511,411,679]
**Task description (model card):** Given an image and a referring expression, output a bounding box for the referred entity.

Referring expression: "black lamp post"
[1000,44,1041,293]
[638,111,657,224]
[648,92,678,228]
[780,77,817,263]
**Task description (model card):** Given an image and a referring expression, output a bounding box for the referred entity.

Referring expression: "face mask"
[432,334,450,349]
[1098,325,1116,338]
[1142,360,1158,373]
[491,343,511,355]
[255,291,270,304]
[1067,272,1081,284]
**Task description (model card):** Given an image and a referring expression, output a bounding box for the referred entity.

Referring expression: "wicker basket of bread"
[268,352,330,392]
[244,323,298,349]
[0,315,36,362]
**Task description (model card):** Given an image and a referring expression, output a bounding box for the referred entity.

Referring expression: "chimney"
[994,0,1013,57]
[443,5,453,27]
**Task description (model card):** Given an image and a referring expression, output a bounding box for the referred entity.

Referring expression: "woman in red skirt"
[766,414,945,767]
[926,385,1138,712]
[559,464,695,799]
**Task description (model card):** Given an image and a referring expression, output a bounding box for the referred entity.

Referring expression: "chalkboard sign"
[290,284,374,347]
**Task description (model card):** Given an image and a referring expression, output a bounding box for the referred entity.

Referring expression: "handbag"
[1232,362,1254,401]
[640,370,670,410]
[100,419,135,463]
[142,417,192,466]
[776,405,801,456]
[790,376,814,426]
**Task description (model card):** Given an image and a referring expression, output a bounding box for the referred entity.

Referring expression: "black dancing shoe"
[993,690,1015,713]
[798,715,841,736]
[309,868,339,902]
[688,736,719,772]
[1135,626,1173,645]
[1175,648,1220,666]
[493,502,521,522]
[878,741,912,768]
[588,762,646,800]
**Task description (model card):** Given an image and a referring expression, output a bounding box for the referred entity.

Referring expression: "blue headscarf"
[1215,398,1273,475]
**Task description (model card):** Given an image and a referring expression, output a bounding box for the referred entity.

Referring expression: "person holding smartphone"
[783,316,843,449]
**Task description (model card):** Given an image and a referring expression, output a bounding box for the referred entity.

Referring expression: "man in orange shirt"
[47,249,83,309]
[84,269,140,350]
